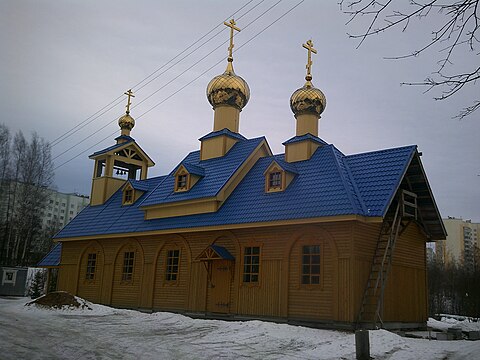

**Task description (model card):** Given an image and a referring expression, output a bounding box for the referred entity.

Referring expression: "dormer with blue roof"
[49,28,446,330]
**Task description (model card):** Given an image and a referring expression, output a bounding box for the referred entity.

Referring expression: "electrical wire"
[50,0,257,148]
[52,0,269,161]
[52,0,280,162]
[53,0,304,171]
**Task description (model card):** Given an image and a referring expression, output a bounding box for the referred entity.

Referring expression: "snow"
[428,316,480,332]
[1,297,479,360]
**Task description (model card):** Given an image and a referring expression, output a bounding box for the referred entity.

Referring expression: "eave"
[55,214,383,242]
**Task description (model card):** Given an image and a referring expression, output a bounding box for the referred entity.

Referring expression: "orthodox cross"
[302,39,317,81]
[124,89,135,114]
[224,19,241,61]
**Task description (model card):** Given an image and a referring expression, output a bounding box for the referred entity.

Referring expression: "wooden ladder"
[356,199,404,329]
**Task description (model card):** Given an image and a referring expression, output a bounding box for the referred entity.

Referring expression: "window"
[269,171,282,188]
[122,251,135,281]
[2,270,17,285]
[166,249,180,281]
[243,246,260,283]
[302,245,320,285]
[69,211,73,215]
[124,189,133,204]
[49,200,53,204]
[85,253,96,280]
[176,174,188,190]
[265,163,289,193]
[61,203,66,207]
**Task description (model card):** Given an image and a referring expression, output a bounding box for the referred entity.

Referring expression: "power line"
[50,0,257,148]
[52,1,268,160]
[54,0,304,171]
[53,0,279,162]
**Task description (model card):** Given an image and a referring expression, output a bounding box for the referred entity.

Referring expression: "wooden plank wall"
[56,220,426,324]
[352,222,428,324]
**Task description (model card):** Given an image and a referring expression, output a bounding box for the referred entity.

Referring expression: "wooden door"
[207,260,232,313]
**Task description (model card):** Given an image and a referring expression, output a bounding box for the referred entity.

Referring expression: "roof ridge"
[328,145,363,214]
[346,144,417,159]
[213,137,266,198]
[378,146,417,216]
[334,147,369,215]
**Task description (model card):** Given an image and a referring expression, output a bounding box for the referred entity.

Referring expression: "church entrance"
[196,244,235,314]
[207,259,233,314]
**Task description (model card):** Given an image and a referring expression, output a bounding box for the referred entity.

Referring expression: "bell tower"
[89,90,155,206]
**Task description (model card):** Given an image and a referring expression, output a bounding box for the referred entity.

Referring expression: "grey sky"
[1,1,479,222]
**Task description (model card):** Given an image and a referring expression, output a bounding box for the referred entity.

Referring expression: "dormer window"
[175,171,189,192]
[173,163,204,193]
[266,168,284,192]
[264,160,297,193]
[177,174,188,190]
[269,171,282,189]
[123,188,134,205]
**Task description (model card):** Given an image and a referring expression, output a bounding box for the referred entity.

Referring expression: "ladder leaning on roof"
[356,190,417,329]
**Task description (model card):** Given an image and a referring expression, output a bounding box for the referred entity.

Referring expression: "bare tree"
[0,125,54,266]
[340,1,480,119]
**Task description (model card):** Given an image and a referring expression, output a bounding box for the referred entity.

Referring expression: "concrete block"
[436,332,454,341]
[447,327,463,340]
[355,330,370,360]
[468,331,480,340]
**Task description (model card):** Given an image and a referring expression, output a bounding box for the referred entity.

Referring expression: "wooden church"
[44,21,446,329]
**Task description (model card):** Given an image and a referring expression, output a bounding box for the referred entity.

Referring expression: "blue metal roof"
[199,128,247,141]
[128,179,151,192]
[139,137,265,207]
[345,145,416,216]
[37,243,62,267]
[282,133,328,146]
[89,139,134,157]
[270,156,298,174]
[176,162,205,177]
[210,245,235,260]
[54,140,419,240]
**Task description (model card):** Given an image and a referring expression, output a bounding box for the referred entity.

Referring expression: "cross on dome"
[224,19,241,62]
[302,39,317,82]
[124,89,135,115]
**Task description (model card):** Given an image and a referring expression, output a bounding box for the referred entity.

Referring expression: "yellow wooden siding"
[352,222,428,323]
[56,220,427,325]
[77,243,104,303]
[153,241,189,311]
[110,241,144,308]
[383,223,427,322]
[237,260,282,317]
[287,239,335,320]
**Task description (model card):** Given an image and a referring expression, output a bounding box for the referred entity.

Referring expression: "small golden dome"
[207,62,250,111]
[290,80,326,118]
[118,113,135,131]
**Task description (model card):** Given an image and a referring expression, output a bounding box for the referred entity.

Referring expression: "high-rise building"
[437,217,479,270]
[41,190,89,231]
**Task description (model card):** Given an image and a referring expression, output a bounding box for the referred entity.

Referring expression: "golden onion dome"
[118,113,135,131]
[290,79,326,118]
[206,61,250,111]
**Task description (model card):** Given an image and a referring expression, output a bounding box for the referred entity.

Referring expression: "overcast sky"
[1,1,479,222]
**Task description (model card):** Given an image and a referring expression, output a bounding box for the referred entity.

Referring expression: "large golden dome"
[290,80,326,118]
[207,61,250,111]
[118,113,135,131]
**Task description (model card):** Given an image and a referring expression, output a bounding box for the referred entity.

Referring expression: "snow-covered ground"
[1,297,479,360]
